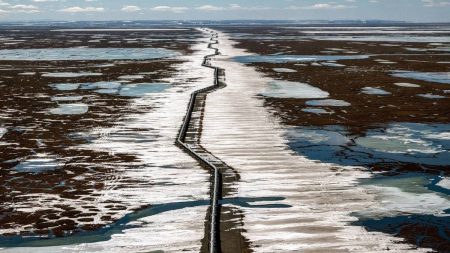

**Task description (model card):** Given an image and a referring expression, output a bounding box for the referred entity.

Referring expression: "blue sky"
[0,0,449,22]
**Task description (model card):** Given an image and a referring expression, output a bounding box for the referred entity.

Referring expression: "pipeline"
[176,30,223,253]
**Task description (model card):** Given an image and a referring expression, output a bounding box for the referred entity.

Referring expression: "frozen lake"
[0,48,179,61]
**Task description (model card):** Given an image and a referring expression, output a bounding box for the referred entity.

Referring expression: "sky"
[0,0,449,22]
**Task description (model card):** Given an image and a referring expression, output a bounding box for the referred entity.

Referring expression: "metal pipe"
[176,30,223,253]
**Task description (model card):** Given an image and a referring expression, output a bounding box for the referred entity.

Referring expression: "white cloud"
[121,5,141,12]
[229,4,242,10]
[9,4,40,13]
[32,0,58,2]
[227,4,270,11]
[287,3,356,10]
[151,6,170,11]
[422,0,450,7]
[153,3,267,13]
[60,6,104,13]
[196,5,223,11]
[151,6,188,13]
[0,2,44,15]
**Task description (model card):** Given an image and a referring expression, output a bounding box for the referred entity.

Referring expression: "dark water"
[0,48,179,61]
[286,123,450,251]
[286,123,450,167]
[234,54,370,64]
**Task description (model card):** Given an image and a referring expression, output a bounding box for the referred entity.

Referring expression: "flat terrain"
[217,24,450,252]
[0,22,449,253]
[0,26,207,241]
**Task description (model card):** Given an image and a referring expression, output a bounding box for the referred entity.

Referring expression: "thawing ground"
[202,30,448,252]
[0,27,214,252]
[1,23,449,253]
[203,25,449,252]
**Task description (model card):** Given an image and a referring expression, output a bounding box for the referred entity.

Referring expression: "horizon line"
[1,19,450,24]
